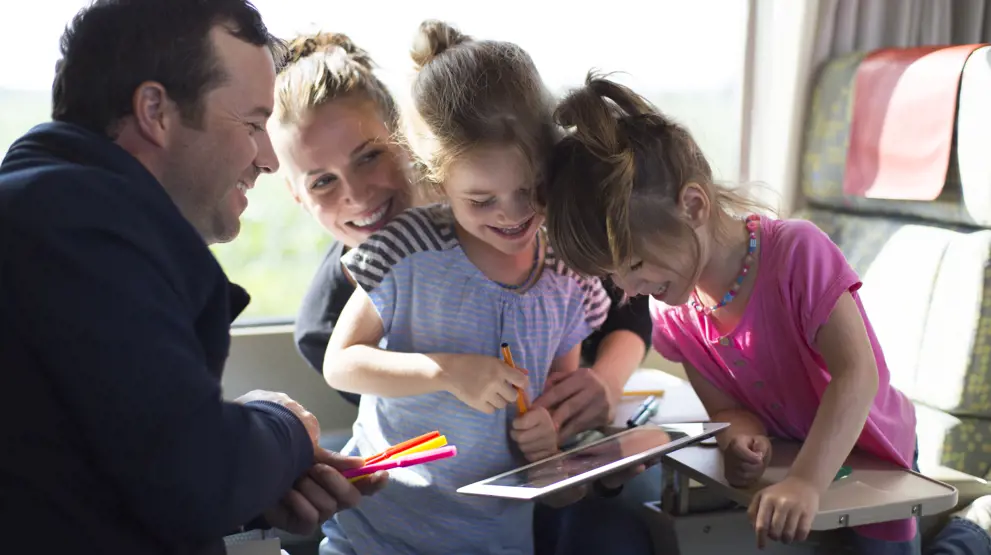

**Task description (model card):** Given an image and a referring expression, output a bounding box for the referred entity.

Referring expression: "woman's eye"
[311,174,338,190]
[357,149,383,165]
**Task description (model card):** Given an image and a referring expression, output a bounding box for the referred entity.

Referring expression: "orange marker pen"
[501,342,529,414]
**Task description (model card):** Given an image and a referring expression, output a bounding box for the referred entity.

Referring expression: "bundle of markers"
[342,430,458,482]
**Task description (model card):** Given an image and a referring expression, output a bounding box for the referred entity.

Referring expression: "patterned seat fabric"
[794,45,991,497]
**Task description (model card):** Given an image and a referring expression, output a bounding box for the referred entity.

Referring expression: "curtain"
[816,0,991,66]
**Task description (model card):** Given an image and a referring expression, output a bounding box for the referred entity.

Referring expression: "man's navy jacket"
[0,122,313,554]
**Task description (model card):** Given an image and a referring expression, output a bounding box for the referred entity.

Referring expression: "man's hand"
[262,449,388,535]
[234,390,321,448]
[532,368,618,442]
[314,449,388,497]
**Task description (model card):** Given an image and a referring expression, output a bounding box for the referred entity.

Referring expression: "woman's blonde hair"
[273,32,398,132]
[403,20,558,196]
[543,73,766,279]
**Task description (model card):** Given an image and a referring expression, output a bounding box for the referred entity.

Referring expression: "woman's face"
[278,96,412,247]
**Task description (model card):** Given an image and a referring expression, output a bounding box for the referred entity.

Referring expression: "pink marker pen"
[342,446,458,480]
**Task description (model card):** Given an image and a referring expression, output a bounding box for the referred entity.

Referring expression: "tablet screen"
[482,423,716,489]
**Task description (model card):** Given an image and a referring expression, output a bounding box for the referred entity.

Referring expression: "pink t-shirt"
[650,216,917,542]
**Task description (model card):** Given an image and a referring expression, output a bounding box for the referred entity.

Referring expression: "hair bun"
[555,72,664,158]
[286,32,374,70]
[410,20,471,70]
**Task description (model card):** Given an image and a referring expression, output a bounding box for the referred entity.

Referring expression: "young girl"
[318,22,619,555]
[538,74,991,554]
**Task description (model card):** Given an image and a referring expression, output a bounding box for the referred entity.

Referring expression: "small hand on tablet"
[511,406,559,462]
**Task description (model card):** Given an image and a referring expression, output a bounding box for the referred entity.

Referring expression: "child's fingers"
[518,438,558,462]
[511,414,534,432]
[749,494,771,549]
[501,365,528,388]
[726,465,762,488]
[743,447,764,463]
[736,460,765,474]
[728,455,762,475]
[495,382,518,404]
[747,492,760,523]
[795,510,814,544]
[751,436,772,458]
[768,503,790,543]
[728,468,760,487]
[780,507,803,544]
[512,406,551,431]
[731,442,764,464]
[512,423,555,445]
[756,512,771,549]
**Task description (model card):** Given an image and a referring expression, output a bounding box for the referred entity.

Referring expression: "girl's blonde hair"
[273,32,398,132]
[403,20,558,196]
[543,73,766,279]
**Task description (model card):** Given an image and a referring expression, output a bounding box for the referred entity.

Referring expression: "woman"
[270,31,657,555]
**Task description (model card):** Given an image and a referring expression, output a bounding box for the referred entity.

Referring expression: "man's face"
[161,26,279,244]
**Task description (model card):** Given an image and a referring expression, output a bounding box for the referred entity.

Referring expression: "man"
[0,1,383,553]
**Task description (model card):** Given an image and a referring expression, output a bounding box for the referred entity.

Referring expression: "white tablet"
[457,422,729,501]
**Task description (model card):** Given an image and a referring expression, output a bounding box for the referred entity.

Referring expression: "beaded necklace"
[690,214,760,315]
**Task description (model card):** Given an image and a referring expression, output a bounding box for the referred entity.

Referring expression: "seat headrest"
[801,46,991,229]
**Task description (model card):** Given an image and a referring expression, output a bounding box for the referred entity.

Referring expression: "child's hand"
[723,434,772,487]
[441,354,528,414]
[510,406,559,462]
[748,476,819,548]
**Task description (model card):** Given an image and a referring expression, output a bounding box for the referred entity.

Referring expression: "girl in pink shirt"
[539,74,991,555]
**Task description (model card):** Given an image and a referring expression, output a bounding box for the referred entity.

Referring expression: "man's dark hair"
[51,0,287,136]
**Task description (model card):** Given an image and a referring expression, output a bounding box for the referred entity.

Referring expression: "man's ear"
[131,81,177,148]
